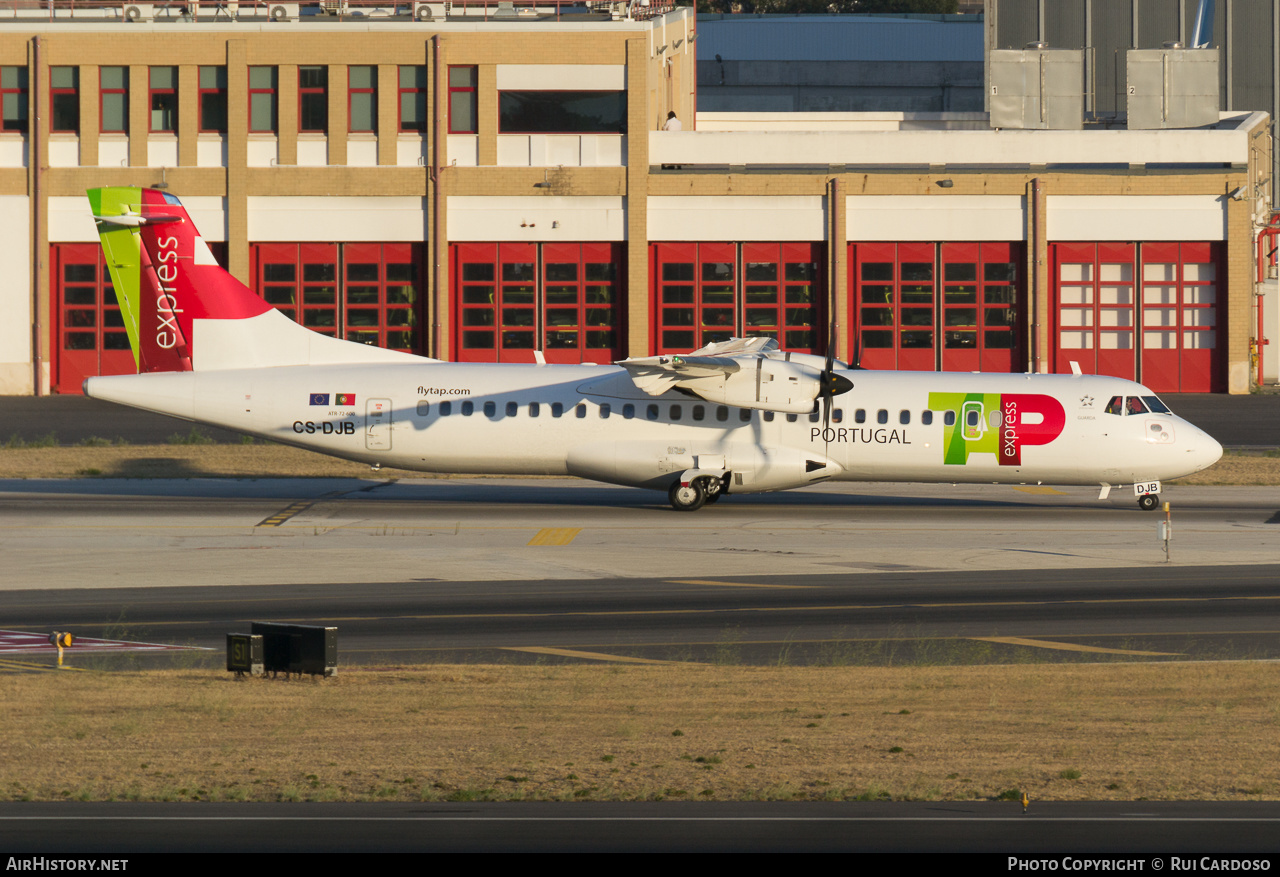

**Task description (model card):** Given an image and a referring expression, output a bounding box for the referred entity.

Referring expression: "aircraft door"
[365,397,392,450]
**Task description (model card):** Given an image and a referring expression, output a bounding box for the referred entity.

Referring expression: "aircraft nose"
[1186,424,1223,473]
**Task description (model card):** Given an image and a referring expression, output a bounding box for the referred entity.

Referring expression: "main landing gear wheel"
[1138,494,1160,511]
[669,480,706,511]
[703,477,724,504]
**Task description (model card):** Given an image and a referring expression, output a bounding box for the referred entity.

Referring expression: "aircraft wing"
[614,338,824,414]
[615,354,745,396]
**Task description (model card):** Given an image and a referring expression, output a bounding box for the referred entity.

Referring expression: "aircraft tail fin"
[87,187,428,372]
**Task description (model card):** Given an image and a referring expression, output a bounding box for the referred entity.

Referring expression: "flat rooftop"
[0,0,675,25]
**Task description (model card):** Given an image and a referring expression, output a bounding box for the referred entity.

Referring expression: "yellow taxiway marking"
[527,528,581,546]
[0,659,85,672]
[672,579,810,590]
[255,491,345,528]
[501,646,678,665]
[1012,486,1069,495]
[256,501,317,528]
[972,636,1182,657]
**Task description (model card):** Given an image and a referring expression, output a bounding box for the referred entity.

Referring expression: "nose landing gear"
[1138,493,1160,511]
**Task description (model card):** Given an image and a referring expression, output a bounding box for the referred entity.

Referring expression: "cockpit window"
[1106,395,1167,416]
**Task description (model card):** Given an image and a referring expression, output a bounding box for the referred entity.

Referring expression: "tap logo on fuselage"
[928,392,1066,467]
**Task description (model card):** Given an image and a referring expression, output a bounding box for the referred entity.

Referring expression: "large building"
[0,2,1269,396]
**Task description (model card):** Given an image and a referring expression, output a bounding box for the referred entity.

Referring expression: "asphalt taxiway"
[2,477,1277,589]
[2,478,1278,665]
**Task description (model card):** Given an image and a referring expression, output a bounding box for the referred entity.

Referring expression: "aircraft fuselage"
[86,363,1223,498]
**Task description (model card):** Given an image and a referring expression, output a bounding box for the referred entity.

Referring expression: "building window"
[398,66,426,133]
[199,66,227,133]
[249,66,277,133]
[299,66,327,133]
[448,66,476,134]
[348,66,376,133]
[99,67,127,133]
[149,67,177,133]
[1,67,26,132]
[50,67,78,134]
[499,91,626,134]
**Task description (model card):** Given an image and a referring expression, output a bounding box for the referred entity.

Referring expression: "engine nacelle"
[687,359,821,415]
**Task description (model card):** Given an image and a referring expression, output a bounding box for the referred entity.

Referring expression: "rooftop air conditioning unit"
[413,1,448,19]
[269,4,298,21]
[123,3,155,22]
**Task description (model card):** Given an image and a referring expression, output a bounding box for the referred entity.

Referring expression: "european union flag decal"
[309,393,330,406]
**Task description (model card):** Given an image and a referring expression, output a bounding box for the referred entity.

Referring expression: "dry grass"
[1168,451,1280,485]
[0,444,1277,484]
[0,444,430,480]
[3,663,1277,803]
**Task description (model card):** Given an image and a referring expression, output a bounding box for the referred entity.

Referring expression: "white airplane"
[83,187,1223,511]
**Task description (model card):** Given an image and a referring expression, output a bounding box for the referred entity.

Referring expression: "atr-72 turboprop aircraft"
[83,187,1222,511]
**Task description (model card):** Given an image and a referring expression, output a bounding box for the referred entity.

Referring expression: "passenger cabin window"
[855,409,866,424]
[483,401,496,417]
[439,401,452,416]
[529,402,540,417]
[623,404,635,419]
[692,405,705,421]
[576,404,587,418]
[944,410,955,426]
[763,411,774,422]
[716,406,729,422]
[739,408,751,422]
[416,401,430,416]
[922,410,933,426]
[808,408,820,423]
[877,409,888,424]
[900,410,910,425]
[786,414,798,423]
[832,409,843,423]
[599,404,611,419]
[551,402,564,418]
[646,404,659,421]
[461,401,474,416]
[670,405,682,420]
[506,402,518,417]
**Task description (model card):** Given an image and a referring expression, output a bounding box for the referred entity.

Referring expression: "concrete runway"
[2,477,1277,590]
[4,477,1279,853]
[3,477,1278,666]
